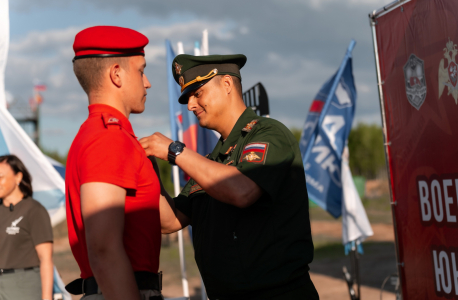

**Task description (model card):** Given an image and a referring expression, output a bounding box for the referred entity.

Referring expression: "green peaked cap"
[172,54,247,104]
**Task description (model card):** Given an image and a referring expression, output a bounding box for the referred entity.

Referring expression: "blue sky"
[5,0,390,155]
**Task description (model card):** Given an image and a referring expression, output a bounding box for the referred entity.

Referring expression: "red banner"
[374,0,458,298]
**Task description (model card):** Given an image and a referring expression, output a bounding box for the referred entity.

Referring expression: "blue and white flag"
[299,40,357,218]
[0,108,66,225]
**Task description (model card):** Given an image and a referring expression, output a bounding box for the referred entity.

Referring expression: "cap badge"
[179,76,184,87]
[175,62,183,75]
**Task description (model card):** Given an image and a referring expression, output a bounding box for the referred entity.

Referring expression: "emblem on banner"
[439,38,458,104]
[403,54,427,110]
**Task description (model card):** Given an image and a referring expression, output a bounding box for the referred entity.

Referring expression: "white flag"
[0,107,66,226]
[201,29,209,56]
[341,146,373,244]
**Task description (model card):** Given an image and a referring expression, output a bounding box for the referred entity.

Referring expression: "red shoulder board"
[242,119,259,132]
[102,113,122,128]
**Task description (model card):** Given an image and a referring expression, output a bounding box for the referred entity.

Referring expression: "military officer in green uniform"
[140,54,319,300]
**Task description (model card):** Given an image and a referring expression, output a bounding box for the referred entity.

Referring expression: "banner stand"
[342,249,360,300]
[369,2,410,298]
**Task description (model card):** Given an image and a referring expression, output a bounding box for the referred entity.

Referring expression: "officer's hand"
[139,133,172,161]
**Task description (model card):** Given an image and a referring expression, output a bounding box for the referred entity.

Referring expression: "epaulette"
[241,119,259,133]
[101,113,122,128]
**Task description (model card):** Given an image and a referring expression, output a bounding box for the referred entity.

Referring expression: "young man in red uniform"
[65,26,175,300]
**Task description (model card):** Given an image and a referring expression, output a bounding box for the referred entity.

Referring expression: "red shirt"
[65,104,161,279]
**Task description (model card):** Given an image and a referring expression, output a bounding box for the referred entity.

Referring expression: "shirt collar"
[218,107,259,156]
[88,104,136,137]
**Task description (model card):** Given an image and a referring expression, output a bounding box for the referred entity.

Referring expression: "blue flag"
[299,40,357,218]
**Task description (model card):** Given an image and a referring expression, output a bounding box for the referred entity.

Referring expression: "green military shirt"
[174,108,314,300]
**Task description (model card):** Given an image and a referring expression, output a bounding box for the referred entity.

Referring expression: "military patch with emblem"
[240,142,269,164]
[190,184,203,195]
[242,120,259,132]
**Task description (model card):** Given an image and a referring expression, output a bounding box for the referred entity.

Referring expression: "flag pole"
[173,166,190,298]
[196,32,209,300]
[175,42,189,299]
[166,39,190,299]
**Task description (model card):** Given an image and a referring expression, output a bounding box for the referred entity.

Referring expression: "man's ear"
[222,75,233,95]
[109,64,123,88]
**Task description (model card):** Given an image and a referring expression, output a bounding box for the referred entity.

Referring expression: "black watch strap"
[168,151,177,165]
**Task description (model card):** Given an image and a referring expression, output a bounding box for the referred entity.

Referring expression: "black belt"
[0,267,36,275]
[65,271,162,296]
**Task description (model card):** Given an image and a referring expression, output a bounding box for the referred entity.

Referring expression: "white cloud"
[262,51,336,98]
[356,83,371,93]
[293,0,391,10]
[9,27,81,55]
[5,0,387,153]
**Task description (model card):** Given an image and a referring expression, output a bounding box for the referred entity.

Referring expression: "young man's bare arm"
[149,157,190,233]
[81,182,140,300]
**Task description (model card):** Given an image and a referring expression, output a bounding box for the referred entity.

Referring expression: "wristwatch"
[168,141,186,165]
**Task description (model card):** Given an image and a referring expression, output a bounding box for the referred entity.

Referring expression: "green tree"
[155,158,175,195]
[290,128,302,143]
[348,123,386,179]
[40,148,67,165]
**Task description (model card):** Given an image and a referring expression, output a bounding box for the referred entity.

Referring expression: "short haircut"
[0,155,33,198]
[216,75,243,98]
[73,57,129,95]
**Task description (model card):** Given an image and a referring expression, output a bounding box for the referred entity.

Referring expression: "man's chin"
[131,104,145,114]
[198,118,207,128]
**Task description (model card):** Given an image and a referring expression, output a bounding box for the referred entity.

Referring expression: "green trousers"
[0,267,42,300]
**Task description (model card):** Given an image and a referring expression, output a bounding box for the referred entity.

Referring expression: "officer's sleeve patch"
[189,183,203,195]
[239,142,269,164]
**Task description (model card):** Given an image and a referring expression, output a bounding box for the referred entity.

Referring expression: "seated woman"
[0,154,53,300]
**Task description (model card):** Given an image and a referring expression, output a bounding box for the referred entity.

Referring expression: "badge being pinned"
[240,142,269,164]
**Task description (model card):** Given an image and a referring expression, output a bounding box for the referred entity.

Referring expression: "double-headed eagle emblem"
[244,151,261,162]
[438,38,458,104]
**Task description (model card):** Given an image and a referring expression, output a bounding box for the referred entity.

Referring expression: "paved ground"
[53,217,398,300]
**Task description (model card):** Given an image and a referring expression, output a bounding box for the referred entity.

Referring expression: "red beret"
[72,26,149,62]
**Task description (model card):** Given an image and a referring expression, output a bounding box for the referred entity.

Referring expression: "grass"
[309,196,393,225]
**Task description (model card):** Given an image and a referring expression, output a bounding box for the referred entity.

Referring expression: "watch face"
[170,142,184,153]
[170,142,178,152]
